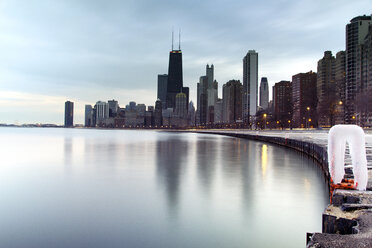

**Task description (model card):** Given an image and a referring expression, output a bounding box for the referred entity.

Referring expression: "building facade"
[345,15,372,123]
[273,81,292,128]
[222,80,243,124]
[292,71,317,128]
[316,51,336,127]
[259,77,269,110]
[197,76,208,125]
[335,51,346,124]
[85,104,93,127]
[243,50,258,124]
[96,101,109,124]
[157,74,168,109]
[64,101,74,127]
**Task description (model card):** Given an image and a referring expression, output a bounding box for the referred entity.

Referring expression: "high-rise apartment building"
[316,51,336,126]
[197,76,208,125]
[345,15,372,123]
[335,51,346,124]
[188,101,196,126]
[222,80,243,124]
[243,50,258,124]
[85,104,93,127]
[154,99,163,127]
[157,74,168,109]
[96,101,109,123]
[175,92,187,118]
[259,77,269,110]
[206,64,218,123]
[108,99,119,117]
[64,101,74,127]
[292,71,317,128]
[214,99,223,124]
[273,81,292,128]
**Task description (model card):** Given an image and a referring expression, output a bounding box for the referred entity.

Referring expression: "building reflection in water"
[156,136,188,217]
[196,137,217,196]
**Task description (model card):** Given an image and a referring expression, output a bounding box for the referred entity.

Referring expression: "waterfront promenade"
[189,129,372,247]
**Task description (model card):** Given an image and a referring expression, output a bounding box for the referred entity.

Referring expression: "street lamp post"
[306,106,310,129]
[263,113,267,129]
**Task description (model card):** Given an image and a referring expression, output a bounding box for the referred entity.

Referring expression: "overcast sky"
[0,0,371,124]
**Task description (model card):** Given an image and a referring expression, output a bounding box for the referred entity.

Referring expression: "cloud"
[0,0,372,124]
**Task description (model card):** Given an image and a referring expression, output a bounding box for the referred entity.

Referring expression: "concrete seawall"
[191,130,372,247]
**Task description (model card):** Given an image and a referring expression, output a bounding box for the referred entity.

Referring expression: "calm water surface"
[0,128,328,248]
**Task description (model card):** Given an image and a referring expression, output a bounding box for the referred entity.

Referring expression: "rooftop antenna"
[172,28,174,51]
[179,29,181,50]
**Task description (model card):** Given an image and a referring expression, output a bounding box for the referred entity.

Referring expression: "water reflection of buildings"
[64,136,73,171]
[156,137,188,217]
[196,137,217,195]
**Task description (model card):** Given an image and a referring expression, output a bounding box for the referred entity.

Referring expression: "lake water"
[0,128,328,248]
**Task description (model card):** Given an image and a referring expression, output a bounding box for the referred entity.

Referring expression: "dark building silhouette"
[108,99,119,117]
[166,41,189,110]
[316,51,336,127]
[64,101,74,127]
[154,99,163,127]
[292,71,317,128]
[166,50,183,109]
[273,81,292,128]
[335,51,346,124]
[85,104,93,127]
[157,74,168,109]
[222,80,243,124]
[259,77,269,110]
[197,76,208,125]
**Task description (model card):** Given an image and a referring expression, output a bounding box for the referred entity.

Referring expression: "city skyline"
[0,0,372,124]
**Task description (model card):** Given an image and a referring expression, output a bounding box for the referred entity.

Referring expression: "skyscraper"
[85,104,93,127]
[206,64,218,123]
[292,71,317,128]
[154,99,163,127]
[188,101,196,126]
[316,51,336,126]
[222,80,243,124]
[259,77,269,110]
[157,74,168,109]
[96,101,109,123]
[197,76,208,125]
[108,99,119,117]
[345,15,372,123]
[175,92,187,120]
[243,50,258,124]
[273,81,292,128]
[64,101,74,127]
[335,51,346,124]
[166,36,189,110]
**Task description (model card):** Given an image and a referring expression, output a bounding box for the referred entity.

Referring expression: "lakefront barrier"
[189,129,372,247]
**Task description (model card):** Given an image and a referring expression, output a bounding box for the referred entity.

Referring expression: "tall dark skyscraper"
[166,33,189,110]
[64,101,74,127]
[157,74,168,109]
